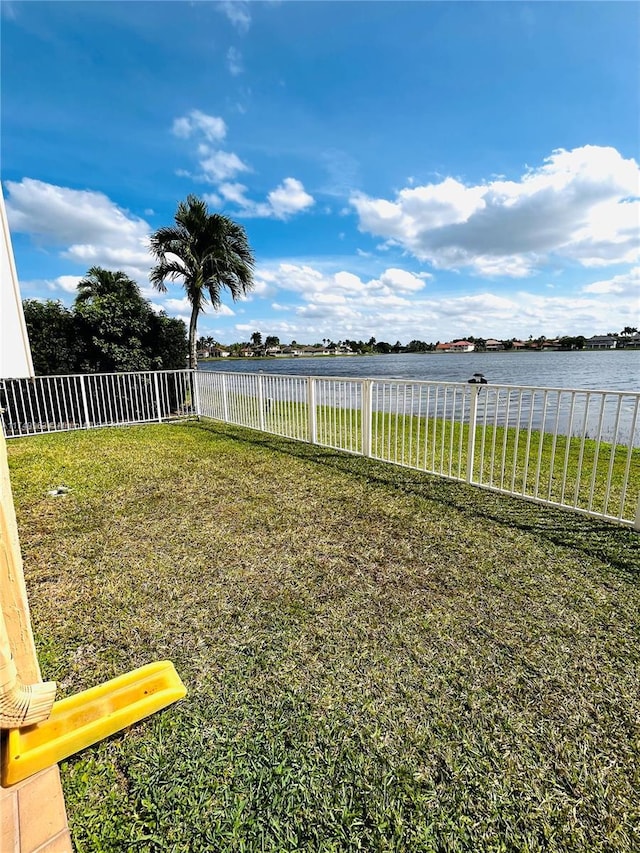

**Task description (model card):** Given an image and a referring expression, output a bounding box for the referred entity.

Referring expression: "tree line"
[200,332,639,357]
[24,267,189,375]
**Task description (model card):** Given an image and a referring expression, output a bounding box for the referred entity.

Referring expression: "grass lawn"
[205,387,640,522]
[7,421,640,853]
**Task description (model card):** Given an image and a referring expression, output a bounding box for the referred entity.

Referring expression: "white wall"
[0,189,34,378]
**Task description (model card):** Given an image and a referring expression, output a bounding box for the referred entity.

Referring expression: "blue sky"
[2,0,639,345]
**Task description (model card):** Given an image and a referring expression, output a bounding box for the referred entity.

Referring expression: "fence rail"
[2,370,639,529]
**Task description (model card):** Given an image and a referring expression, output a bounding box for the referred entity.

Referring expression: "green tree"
[151,312,189,369]
[73,266,188,372]
[23,299,81,375]
[251,331,263,348]
[265,336,280,349]
[24,272,188,375]
[74,267,157,372]
[149,195,255,369]
[75,266,141,305]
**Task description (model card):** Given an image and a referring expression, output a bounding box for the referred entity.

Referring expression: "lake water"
[200,350,639,392]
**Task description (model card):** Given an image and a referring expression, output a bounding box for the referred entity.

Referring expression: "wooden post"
[0,429,72,851]
[0,432,56,728]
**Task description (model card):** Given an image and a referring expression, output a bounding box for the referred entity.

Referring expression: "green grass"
[7,422,640,852]
[204,388,640,521]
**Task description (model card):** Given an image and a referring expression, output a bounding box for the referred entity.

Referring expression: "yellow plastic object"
[1,660,187,786]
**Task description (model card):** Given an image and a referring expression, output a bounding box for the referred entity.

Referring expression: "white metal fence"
[197,371,640,529]
[2,369,639,529]
[0,370,195,436]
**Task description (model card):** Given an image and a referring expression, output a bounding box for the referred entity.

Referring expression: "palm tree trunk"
[189,303,199,370]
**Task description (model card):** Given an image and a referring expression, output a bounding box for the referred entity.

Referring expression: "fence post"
[257,373,265,432]
[361,379,372,457]
[466,384,480,484]
[634,494,640,532]
[222,374,229,423]
[307,377,317,444]
[153,372,163,423]
[79,375,91,430]
[192,370,202,419]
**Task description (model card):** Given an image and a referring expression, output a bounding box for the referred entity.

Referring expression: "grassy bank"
[7,422,640,852]
[203,388,640,522]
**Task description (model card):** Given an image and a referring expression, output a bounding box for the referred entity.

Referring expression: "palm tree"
[149,195,255,369]
[76,266,141,303]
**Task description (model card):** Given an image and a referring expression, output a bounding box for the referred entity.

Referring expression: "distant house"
[197,346,229,358]
[511,340,527,349]
[618,334,640,349]
[436,340,475,353]
[485,339,504,351]
[585,335,618,350]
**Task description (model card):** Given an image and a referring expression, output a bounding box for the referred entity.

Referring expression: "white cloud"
[267,178,315,219]
[250,280,271,296]
[213,179,315,220]
[206,302,235,317]
[379,268,427,293]
[163,295,235,318]
[582,266,640,297]
[172,111,249,185]
[172,110,226,143]
[54,275,82,293]
[5,179,149,246]
[163,297,193,314]
[217,182,255,206]
[227,46,243,76]
[217,1,251,33]
[351,146,640,277]
[247,259,640,343]
[200,150,250,182]
[172,112,313,221]
[5,179,152,281]
[203,192,222,208]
